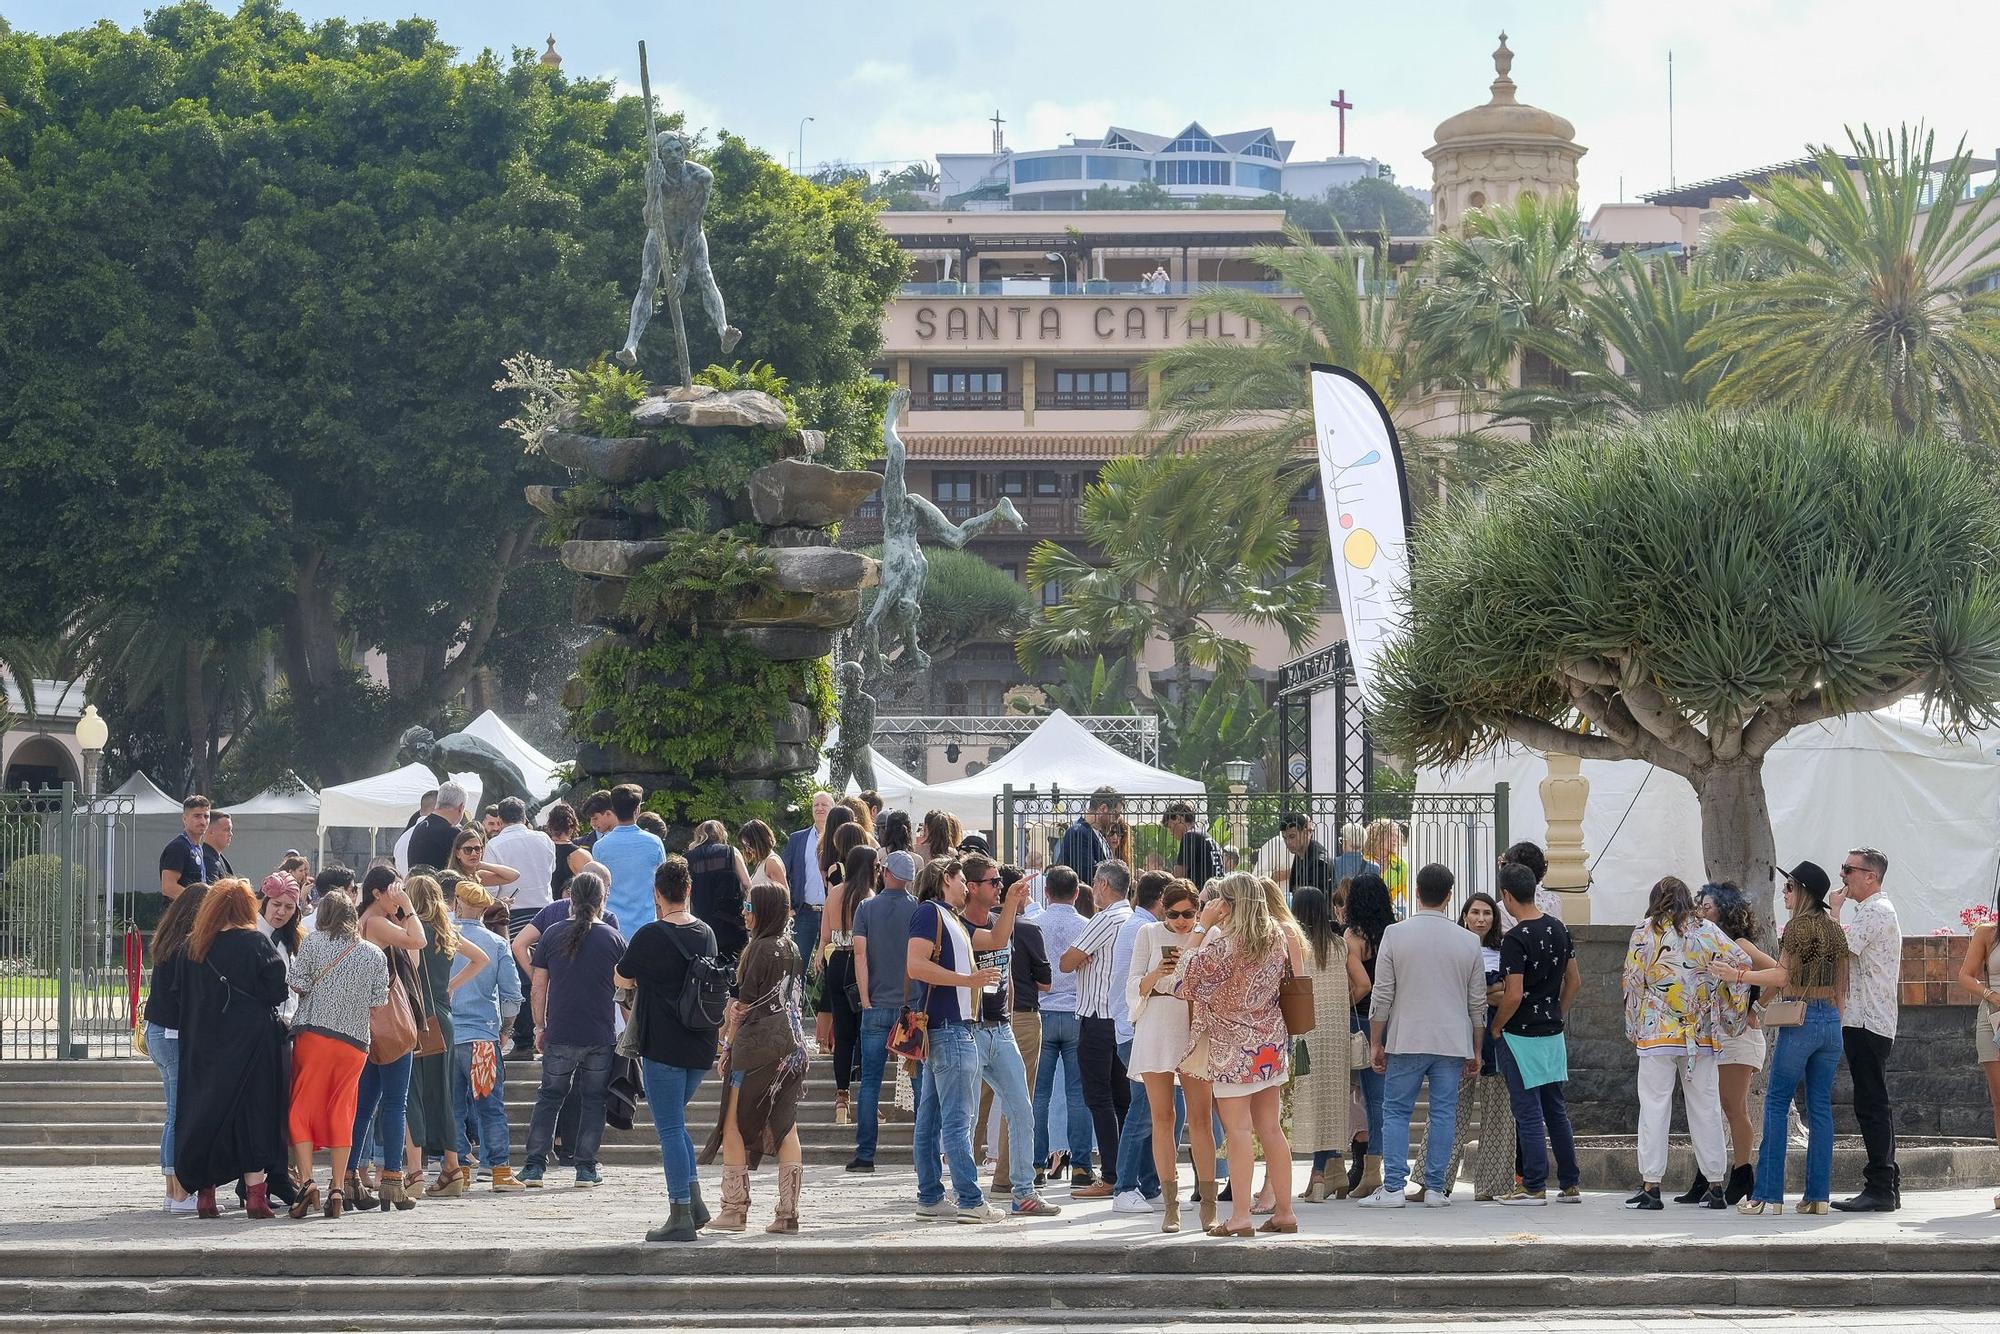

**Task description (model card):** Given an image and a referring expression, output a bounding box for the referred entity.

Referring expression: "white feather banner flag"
[1308,364,1413,712]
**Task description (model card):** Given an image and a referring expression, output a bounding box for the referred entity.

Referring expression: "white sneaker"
[914,1199,957,1222]
[165,1195,199,1216]
[1422,1189,1453,1208]
[1148,1192,1166,1212]
[1354,1186,1406,1209]
[957,1201,1007,1224]
[1111,1190,1153,1214]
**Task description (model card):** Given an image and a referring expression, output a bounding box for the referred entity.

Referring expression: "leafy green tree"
[1010,655,1138,717]
[1147,222,1407,461]
[1405,190,1595,396]
[0,4,903,784]
[1018,452,1321,732]
[1373,410,2000,901]
[1693,125,2000,443]
[1080,178,1178,210]
[1161,678,1275,791]
[1494,250,1726,434]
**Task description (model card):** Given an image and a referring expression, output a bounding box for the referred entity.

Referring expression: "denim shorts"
[730,1070,745,1088]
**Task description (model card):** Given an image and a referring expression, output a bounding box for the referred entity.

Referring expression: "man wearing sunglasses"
[1826,847,1902,1212]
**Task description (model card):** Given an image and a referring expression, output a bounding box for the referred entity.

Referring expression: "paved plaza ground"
[1,1163,1997,1331]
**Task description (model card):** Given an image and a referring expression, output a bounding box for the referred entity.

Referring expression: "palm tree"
[1017,451,1322,732]
[1404,189,1597,400]
[1494,249,1727,434]
[1694,125,2000,442]
[1145,222,1407,465]
[0,638,47,736]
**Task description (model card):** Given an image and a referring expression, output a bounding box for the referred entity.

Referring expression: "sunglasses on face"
[740,900,756,913]
[1165,909,1197,920]
[1839,864,1869,876]
[972,875,1003,886]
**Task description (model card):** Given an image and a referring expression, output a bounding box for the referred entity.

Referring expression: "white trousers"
[1636,1049,1727,1184]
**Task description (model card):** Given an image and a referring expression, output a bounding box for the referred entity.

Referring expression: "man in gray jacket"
[1357,863,1485,1209]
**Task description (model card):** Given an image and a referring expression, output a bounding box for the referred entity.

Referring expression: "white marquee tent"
[922,710,1203,831]
[317,763,483,860]
[460,711,565,802]
[1419,699,2000,934]
[112,771,320,891]
[813,727,928,810]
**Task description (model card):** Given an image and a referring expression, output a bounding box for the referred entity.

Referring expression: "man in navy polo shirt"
[158,796,211,901]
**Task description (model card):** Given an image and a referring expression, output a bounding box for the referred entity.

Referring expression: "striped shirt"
[1072,900,1133,1019]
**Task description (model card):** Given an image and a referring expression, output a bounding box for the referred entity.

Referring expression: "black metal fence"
[992,785,1507,914]
[0,786,139,1058]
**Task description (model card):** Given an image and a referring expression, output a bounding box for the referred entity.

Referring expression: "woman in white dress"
[1126,881,1201,1232]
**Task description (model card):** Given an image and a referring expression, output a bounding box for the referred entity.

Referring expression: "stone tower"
[1425,33,1585,233]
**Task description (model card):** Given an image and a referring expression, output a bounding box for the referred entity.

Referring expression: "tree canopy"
[1373,409,2000,894]
[0,1,903,791]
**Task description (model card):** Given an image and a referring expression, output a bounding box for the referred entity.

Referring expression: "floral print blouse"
[1621,917,1751,1054]
[1175,926,1291,1085]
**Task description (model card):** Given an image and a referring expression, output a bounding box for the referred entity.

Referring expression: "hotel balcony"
[842,496,1085,542]
[1034,386,1148,411]
[908,389,1025,412]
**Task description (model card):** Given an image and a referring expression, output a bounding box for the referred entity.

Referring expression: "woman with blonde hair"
[285,890,389,1218]
[347,865,427,1209]
[168,878,289,1219]
[1362,820,1408,910]
[1171,870,1303,1237]
[405,873,487,1197]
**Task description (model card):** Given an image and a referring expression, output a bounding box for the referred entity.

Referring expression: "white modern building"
[937,121,1393,211]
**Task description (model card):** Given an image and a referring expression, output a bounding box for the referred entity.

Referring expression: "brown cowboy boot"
[765,1162,803,1234]
[710,1165,752,1232]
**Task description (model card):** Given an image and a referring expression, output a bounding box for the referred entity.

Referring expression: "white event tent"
[1419,699,2000,934]
[922,710,1203,832]
[111,771,319,891]
[460,711,565,802]
[317,763,482,861]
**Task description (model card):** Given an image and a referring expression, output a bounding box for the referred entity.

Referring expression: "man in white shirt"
[1061,859,1133,1200]
[782,791,833,972]
[1829,846,1903,1213]
[485,797,557,914]
[1030,867,1097,1188]
[1358,863,1486,1209]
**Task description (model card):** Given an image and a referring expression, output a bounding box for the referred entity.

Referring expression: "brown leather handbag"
[411,948,448,1058]
[1279,952,1316,1036]
[369,956,420,1065]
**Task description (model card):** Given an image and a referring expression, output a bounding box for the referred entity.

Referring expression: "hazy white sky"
[12,0,1999,207]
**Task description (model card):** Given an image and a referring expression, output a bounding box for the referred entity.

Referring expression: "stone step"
[0,1130,907,1167]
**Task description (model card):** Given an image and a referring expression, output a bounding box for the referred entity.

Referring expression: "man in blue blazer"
[782,790,836,972]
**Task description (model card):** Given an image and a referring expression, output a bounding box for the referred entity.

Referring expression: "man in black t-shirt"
[956,854,1060,1218]
[158,796,211,901]
[1164,801,1223,887]
[1280,812,1336,899]
[407,780,467,874]
[1489,862,1582,1204]
[202,811,236,881]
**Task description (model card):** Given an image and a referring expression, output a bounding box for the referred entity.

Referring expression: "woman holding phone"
[1126,880,1200,1231]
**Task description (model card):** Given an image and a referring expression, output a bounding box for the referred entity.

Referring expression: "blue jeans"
[452,1045,510,1168]
[144,1023,179,1176]
[913,1023,985,1208]
[639,1060,708,1203]
[853,1006,896,1164]
[975,1024,1038,1203]
[1032,1009,1093,1172]
[1350,1012,1385,1147]
[347,1051,414,1173]
[1112,1038,1184,1198]
[1496,1034,1578,1192]
[1754,1001,1843,1204]
[792,904,821,975]
[1381,1052,1465,1193]
[525,1042,612,1171]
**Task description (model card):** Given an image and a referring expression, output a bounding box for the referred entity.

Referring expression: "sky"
[10,0,2000,210]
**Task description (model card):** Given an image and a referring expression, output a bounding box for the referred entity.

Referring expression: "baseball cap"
[1778,860,1830,898]
[884,850,918,883]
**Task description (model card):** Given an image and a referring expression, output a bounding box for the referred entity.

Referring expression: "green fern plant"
[618,531,776,632]
[568,357,648,438]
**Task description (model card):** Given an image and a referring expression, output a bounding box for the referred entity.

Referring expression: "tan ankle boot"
[1196,1177,1219,1232]
[711,1165,751,1232]
[765,1162,803,1234]
[489,1165,524,1193]
[1357,1155,1382,1199]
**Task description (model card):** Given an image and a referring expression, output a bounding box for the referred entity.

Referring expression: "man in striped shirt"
[1060,858,1133,1199]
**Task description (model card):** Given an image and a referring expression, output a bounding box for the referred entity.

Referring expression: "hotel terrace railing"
[908,390,1025,412]
[845,497,1083,539]
[1034,386,1148,411]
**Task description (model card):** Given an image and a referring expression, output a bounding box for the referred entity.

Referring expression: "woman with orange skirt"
[285,889,390,1218]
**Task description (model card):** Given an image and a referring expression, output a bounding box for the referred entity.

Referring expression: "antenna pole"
[1667,50,1677,189]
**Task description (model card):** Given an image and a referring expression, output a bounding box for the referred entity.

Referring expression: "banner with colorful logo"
[1308,364,1412,712]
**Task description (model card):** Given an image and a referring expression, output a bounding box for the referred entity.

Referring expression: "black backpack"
[665,926,731,1031]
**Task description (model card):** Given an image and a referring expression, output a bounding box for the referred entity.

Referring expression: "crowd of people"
[137,782,1942,1233]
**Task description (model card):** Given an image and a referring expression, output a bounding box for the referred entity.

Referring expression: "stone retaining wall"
[1563,924,1994,1138]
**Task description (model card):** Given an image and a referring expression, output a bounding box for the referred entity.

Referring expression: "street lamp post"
[1043,250,1071,290]
[796,115,814,176]
[1222,758,1256,857]
[75,705,107,801]
[69,704,109,1060]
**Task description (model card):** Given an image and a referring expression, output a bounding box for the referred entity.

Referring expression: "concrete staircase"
[0,1058,909,1167]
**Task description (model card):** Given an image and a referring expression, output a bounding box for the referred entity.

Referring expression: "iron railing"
[1034,387,1149,411]
[0,785,138,1058]
[993,786,1505,918]
[909,390,1024,412]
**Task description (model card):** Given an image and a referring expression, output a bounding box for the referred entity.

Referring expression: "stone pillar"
[1021,356,1036,426]
[1540,749,1591,923]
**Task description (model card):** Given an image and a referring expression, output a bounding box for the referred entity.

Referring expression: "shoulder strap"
[898,905,948,1008]
[304,940,361,992]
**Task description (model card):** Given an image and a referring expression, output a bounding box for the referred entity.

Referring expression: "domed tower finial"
[1489,31,1516,105]
[540,35,562,69]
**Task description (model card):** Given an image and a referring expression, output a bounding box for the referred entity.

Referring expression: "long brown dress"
[701,933,808,1169]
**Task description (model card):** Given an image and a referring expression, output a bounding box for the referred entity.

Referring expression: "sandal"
[288,1179,321,1221]
[1205,1220,1257,1238]
[1257,1217,1299,1234]
[323,1186,345,1219]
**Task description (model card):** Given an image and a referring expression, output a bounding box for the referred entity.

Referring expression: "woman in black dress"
[169,878,289,1219]
[687,820,753,967]
[817,844,875,1125]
